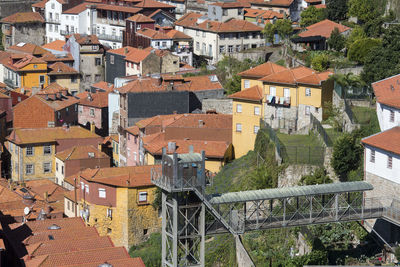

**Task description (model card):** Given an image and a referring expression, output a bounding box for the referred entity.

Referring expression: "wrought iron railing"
[97,34,122,42]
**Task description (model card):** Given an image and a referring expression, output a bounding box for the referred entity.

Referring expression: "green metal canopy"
[209,181,373,204]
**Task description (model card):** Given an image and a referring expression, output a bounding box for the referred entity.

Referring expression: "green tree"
[299,168,332,185]
[300,6,326,27]
[361,25,400,85]
[224,74,241,95]
[395,246,400,262]
[311,53,330,72]
[130,233,161,267]
[326,0,348,21]
[348,38,381,64]
[327,27,345,51]
[262,22,275,44]
[331,133,362,181]
[348,0,384,24]
[274,19,293,58]
[345,25,366,49]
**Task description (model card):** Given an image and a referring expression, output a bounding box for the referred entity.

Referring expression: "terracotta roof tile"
[127,13,155,22]
[92,81,115,92]
[124,47,151,63]
[42,40,66,52]
[372,74,400,109]
[7,126,101,145]
[134,0,174,8]
[184,75,223,91]
[8,43,48,56]
[126,125,140,135]
[36,82,68,95]
[165,29,192,40]
[56,145,109,161]
[137,28,170,39]
[61,257,146,267]
[108,46,137,56]
[1,12,44,24]
[79,165,157,188]
[144,133,230,158]
[63,2,90,14]
[48,62,78,75]
[249,0,294,7]
[77,91,108,108]
[136,114,184,128]
[212,1,249,8]
[238,62,287,78]
[40,52,74,63]
[298,19,350,38]
[67,34,101,45]
[244,8,284,19]
[362,126,400,155]
[176,13,262,33]
[167,113,232,129]
[96,3,142,13]
[32,0,48,8]
[229,85,263,101]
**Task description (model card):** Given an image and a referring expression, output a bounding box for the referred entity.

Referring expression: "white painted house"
[45,0,63,43]
[175,13,264,64]
[372,74,400,131]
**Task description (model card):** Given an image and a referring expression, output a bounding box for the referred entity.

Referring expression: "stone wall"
[201,98,232,114]
[278,165,318,188]
[0,0,37,19]
[11,23,45,49]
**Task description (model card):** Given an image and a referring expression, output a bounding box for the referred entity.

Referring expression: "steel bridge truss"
[205,192,384,235]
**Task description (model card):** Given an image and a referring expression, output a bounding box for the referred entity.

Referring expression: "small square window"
[370,150,375,163]
[244,80,250,89]
[254,125,260,134]
[43,145,51,155]
[90,108,95,117]
[305,88,311,97]
[43,162,51,173]
[26,147,34,156]
[138,191,148,202]
[254,106,260,115]
[99,188,106,198]
[388,156,393,169]
[236,123,242,132]
[236,104,242,113]
[26,164,34,175]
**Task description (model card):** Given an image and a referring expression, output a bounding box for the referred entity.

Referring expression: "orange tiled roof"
[229,85,263,101]
[91,81,114,92]
[36,93,79,110]
[42,40,66,52]
[60,258,146,267]
[238,62,287,78]
[79,165,157,188]
[48,62,78,75]
[250,0,294,7]
[258,65,327,86]
[134,0,174,8]
[108,46,137,56]
[8,43,48,56]
[40,52,74,63]
[67,34,101,45]
[96,3,142,13]
[362,126,400,155]
[36,82,68,95]
[244,8,284,19]
[5,54,47,70]
[296,70,333,86]
[298,19,350,38]
[124,47,152,63]
[77,91,108,108]
[136,114,184,128]
[372,74,400,109]
[137,28,171,40]
[7,126,101,145]
[144,132,230,158]
[56,145,109,161]
[184,75,223,91]
[63,2,90,14]
[32,0,48,8]
[1,12,44,24]
[212,1,249,8]
[165,29,192,40]
[315,4,326,8]
[176,13,262,33]
[126,125,140,135]
[167,113,232,129]
[127,13,155,22]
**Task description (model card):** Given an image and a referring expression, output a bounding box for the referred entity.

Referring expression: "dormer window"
[136,24,141,30]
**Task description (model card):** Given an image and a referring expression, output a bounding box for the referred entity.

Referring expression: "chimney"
[198,120,204,127]
[189,145,194,153]
[124,47,129,54]
[207,22,211,29]
[90,122,95,133]
[44,191,48,202]
[87,92,93,101]
[167,141,176,153]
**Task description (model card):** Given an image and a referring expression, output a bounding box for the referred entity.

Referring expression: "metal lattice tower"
[151,149,400,267]
[152,148,207,267]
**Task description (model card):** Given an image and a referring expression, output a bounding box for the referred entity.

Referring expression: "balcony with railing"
[97,18,125,27]
[4,78,16,89]
[46,17,60,24]
[266,95,291,107]
[98,34,123,42]
[60,30,74,36]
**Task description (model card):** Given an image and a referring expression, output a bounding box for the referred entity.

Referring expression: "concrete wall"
[278,164,318,187]
[108,92,119,135]
[235,235,255,267]
[105,52,126,83]
[8,22,45,50]
[0,0,37,19]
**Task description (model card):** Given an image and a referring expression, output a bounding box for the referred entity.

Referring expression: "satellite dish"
[24,207,30,215]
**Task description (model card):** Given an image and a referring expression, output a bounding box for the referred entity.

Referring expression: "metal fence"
[344,100,356,124]
[334,82,371,100]
[260,119,282,159]
[310,114,333,147]
[280,145,325,166]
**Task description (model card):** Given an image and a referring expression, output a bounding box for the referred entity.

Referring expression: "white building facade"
[45,0,63,43]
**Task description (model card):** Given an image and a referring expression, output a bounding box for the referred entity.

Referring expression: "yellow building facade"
[232,62,333,157]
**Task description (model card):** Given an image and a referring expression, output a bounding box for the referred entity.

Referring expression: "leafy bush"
[327,27,345,52]
[331,133,363,181]
[300,6,326,27]
[129,233,161,267]
[348,38,381,64]
[311,53,330,71]
[299,168,332,185]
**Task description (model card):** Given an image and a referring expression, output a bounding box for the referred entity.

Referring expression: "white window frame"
[43,145,52,155]
[254,106,260,115]
[43,162,51,173]
[139,191,148,202]
[254,125,260,134]
[99,188,106,198]
[26,146,34,156]
[305,88,311,97]
[269,86,276,96]
[244,80,250,89]
[236,104,242,113]
[26,164,34,175]
[236,123,242,132]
